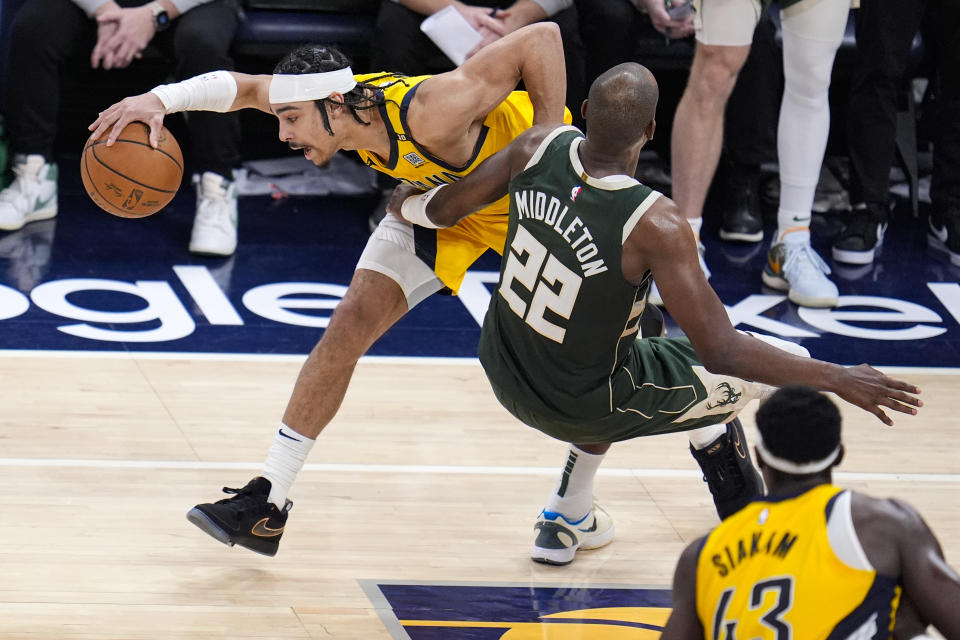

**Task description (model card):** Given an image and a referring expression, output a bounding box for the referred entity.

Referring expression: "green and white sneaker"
[190,171,238,256]
[0,154,58,231]
[531,503,615,566]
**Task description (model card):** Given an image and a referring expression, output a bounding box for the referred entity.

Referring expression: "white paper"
[420,5,482,67]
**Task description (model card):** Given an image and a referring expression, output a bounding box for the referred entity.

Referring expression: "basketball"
[81,122,184,218]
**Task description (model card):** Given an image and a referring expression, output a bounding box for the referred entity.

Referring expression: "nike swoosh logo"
[577,518,598,534]
[278,429,302,442]
[35,194,55,209]
[731,428,746,460]
[768,256,781,273]
[251,517,285,537]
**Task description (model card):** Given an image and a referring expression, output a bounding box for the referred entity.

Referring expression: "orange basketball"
[81,122,184,218]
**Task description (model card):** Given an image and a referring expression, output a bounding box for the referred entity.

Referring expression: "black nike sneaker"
[186,477,292,556]
[689,418,765,519]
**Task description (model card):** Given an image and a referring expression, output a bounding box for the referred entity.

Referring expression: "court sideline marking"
[0,457,957,483]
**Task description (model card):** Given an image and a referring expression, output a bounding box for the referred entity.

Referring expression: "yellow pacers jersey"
[696,485,900,639]
[354,73,569,292]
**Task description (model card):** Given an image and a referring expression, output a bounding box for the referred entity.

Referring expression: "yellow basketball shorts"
[414,211,509,294]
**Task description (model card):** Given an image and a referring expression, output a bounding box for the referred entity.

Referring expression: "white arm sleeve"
[400,185,447,229]
[150,71,238,114]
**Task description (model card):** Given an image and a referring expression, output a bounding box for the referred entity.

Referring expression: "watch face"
[156,11,170,29]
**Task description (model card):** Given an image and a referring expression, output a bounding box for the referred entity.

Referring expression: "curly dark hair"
[273,45,407,135]
[756,385,842,469]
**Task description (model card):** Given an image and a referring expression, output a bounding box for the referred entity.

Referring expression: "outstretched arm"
[660,538,705,640]
[408,22,566,150]
[389,125,555,228]
[628,198,922,425]
[88,71,271,147]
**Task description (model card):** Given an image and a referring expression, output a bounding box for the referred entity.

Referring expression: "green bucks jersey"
[478,126,660,423]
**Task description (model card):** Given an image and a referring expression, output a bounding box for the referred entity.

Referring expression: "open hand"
[88,92,167,147]
[836,364,922,426]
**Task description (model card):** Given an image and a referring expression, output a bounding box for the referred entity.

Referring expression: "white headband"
[269,68,357,104]
[755,435,841,475]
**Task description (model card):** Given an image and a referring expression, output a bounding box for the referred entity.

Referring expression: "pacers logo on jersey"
[403,151,426,167]
[363,581,672,639]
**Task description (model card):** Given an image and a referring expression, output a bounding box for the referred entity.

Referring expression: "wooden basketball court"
[0,352,956,638]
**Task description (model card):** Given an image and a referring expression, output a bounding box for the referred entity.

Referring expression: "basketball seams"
[81,123,184,218]
[86,137,184,173]
[87,140,180,195]
[81,142,132,217]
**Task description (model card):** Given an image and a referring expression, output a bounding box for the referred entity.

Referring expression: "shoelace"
[214,484,265,510]
[702,444,747,499]
[782,243,831,278]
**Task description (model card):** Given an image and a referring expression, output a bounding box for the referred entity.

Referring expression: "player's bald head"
[584,63,658,150]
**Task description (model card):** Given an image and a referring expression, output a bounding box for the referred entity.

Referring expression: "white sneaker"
[649,241,710,307]
[0,154,58,231]
[762,240,838,307]
[531,503,615,566]
[189,171,238,256]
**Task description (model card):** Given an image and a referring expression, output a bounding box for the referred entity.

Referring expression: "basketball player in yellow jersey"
[661,386,960,640]
[87,24,570,556]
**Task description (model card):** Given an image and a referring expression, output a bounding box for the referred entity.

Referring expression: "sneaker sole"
[188,244,237,257]
[832,246,878,264]
[186,507,235,547]
[719,228,763,243]
[787,290,838,308]
[186,508,279,557]
[531,523,616,566]
[0,206,57,232]
[928,233,960,267]
[761,269,789,292]
[833,229,885,265]
[761,270,837,307]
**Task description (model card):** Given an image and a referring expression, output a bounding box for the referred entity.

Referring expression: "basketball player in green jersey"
[661,386,959,640]
[393,62,922,565]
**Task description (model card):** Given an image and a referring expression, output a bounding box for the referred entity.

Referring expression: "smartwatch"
[148,1,171,31]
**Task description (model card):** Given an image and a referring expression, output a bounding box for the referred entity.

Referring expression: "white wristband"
[400,185,447,229]
[150,70,238,114]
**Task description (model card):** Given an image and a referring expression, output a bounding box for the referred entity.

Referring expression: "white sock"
[261,423,315,508]
[686,216,704,243]
[544,445,605,522]
[775,0,846,245]
[688,423,726,450]
[775,207,811,245]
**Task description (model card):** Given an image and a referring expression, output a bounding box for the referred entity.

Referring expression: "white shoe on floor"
[531,502,615,566]
[189,171,238,256]
[762,240,838,308]
[0,154,58,232]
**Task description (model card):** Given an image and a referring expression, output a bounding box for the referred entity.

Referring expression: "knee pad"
[356,214,443,309]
